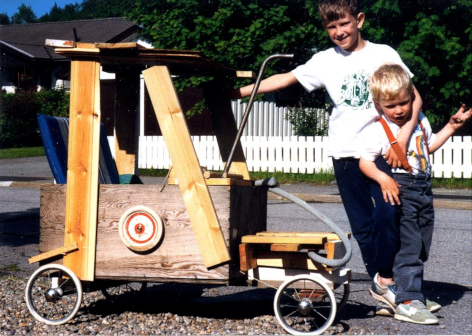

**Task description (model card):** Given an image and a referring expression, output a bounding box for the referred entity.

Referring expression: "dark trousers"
[393,173,434,304]
[333,157,400,279]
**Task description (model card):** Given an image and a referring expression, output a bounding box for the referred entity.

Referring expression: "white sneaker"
[394,300,439,325]
[369,273,397,310]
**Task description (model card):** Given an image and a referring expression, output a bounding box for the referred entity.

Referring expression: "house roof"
[0,17,141,61]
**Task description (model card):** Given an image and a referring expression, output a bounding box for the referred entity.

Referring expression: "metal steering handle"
[222,54,294,177]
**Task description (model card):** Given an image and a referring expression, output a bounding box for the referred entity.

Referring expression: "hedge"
[0,90,69,148]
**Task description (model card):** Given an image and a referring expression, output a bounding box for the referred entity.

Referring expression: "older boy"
[231,0,421,310]
[360,63,471,324]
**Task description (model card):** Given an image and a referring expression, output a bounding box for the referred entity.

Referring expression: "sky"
[1,0,80,18]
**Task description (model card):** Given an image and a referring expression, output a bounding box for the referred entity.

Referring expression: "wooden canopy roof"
[55,42,253,78]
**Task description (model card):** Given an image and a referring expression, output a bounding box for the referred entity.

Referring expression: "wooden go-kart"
[26,43,352,335]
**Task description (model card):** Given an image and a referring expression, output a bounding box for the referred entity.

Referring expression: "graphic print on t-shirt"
[408,134,429,172]
[415,135,429,171]
[338,70,370,109]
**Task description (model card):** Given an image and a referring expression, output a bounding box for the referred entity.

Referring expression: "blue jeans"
[333,158,399,279]
[393,173,434,304]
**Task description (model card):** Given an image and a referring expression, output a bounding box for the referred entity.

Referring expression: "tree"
[39,3,82,22]
[0,12,10,24]
[127,0,323,89]
[362,0,471,131]
[127,0,470,132]
[10,4,37,24]
[80,0,137,19]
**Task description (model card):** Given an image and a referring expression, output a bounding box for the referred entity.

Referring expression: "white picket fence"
[108,135,472,178]
[229,100,329,137]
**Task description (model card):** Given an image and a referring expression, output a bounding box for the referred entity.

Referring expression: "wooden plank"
[203,80,250,179]
[114,68,140,175]
[270,244,300,252]
[29,242,78,264]
[142,66,230,268]
[324,240,347,271]
[256,231,350,241]
[76,42,96,48]
[96,42,139,49]
[241,235,325,245]
[63,60,101,281]
[256,251,324,271]
[239,244,257,272]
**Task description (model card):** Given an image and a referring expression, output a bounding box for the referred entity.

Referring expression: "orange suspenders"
[378,118,429,173]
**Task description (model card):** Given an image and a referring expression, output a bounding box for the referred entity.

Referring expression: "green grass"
[0,146,45,159]
[431,177,472,189]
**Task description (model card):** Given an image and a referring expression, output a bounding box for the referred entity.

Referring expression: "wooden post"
[204,81,250,179]
[142,66,230,268]
[63,60,101,281]
[114,67,140,175]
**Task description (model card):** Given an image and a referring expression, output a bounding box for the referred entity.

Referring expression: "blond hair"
[369,63,413,101]
[319,0,360,25]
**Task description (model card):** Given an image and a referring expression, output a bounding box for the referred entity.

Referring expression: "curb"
[269,192,472,210]
[0,180,54,188]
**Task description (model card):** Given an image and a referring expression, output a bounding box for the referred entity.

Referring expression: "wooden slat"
[142,66,230,268]
[29,242,78,264]
[241,235,325,245]
[114,68,140,175]
[63,60,101,281]
[96,42,139,49]
[256,231,350,241]
[326,240,344,259]
[256,251,323,271]
[239,244,257,272]
[270,244,300,252]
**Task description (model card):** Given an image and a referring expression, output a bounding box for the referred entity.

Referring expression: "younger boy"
[232,0,422,308]
[360,63,471,324]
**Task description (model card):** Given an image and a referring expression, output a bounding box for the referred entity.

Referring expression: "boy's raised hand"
[449,104,472,129]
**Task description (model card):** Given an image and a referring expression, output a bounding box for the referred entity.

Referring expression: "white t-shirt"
[291,41,412,158]
[361,112,435,175]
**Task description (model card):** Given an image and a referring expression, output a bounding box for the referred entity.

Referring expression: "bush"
[286,106,329,136]
[0,89,69,148]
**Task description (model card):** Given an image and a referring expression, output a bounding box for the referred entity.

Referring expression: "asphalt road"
[1,157,471,335]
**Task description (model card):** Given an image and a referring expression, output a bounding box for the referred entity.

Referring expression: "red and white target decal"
[119,206,164,252]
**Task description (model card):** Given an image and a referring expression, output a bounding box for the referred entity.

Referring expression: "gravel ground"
[1,274,369,336]
[2,267,470,336]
